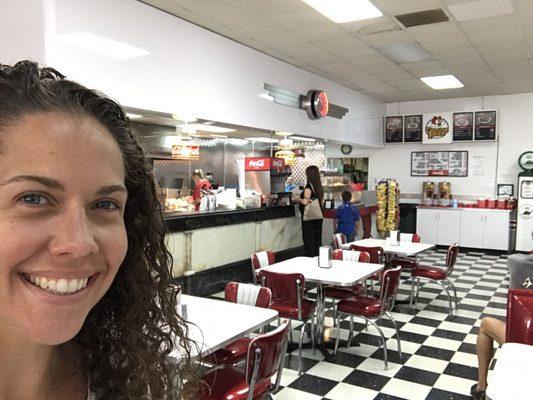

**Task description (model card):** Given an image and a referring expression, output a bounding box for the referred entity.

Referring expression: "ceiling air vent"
[395,9,449,28]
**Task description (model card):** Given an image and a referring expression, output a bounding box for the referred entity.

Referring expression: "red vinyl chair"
[390,233,421,272]
[332,233,347,250]
[251,250,275,284]
[334,266,403,369]
[198,320,289,400]
[207,282,272,366]
[410,243,460,317]
[259,270,316,375]
[506,288,533,345]
[324,250,371,322]
[350,244,384,294]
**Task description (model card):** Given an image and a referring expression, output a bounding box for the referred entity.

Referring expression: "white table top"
[486,343,533,400]
[341,238,435,256]
[170,295,278,360]
[258,256,383,287]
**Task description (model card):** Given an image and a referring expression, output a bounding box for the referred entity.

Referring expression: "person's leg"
[302,220,314,257]
[473,317,506,395]
[346,232,356,242]
[314,219,323,256]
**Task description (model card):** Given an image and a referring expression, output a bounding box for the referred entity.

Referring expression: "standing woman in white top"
[0,61,197,399]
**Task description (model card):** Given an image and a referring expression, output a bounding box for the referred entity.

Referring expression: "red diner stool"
[207,282,272,366]
[198,320,289,400]
[251,250,275,284]
[332,233,347,249]
[506,288,533,345]
[334,266,403,369]
[324,250,371,322]
[410,243,459,317]
[389,233,422,272]
[259,270,316,375]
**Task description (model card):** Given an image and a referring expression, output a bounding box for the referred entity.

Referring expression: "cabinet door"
[460,211,484,248]
[436,210,461,246]
[483,212,510,251]
[417,209,438,244]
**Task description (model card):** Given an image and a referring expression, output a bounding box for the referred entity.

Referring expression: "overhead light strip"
[301,0,382,23]
[420,75,464,90]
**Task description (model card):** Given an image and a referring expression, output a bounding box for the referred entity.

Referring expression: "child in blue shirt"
[335,190,363,242]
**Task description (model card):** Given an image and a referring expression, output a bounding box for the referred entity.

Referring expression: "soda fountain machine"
[244,157,292,205]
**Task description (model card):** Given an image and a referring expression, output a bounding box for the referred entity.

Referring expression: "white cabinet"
[416,208,461,246]
[460,210,510,251]
[460,212,485,249]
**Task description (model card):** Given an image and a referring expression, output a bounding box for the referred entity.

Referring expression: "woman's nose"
[48,206,99,257]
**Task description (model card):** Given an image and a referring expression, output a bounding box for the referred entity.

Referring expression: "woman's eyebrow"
[0,175,64,190]
[96,185,128,196]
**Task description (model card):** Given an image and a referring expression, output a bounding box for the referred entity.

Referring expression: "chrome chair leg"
[288,319,293,342]
[385,311,402,360]
[311,314,316,355]
[448,279,459,308]
[367,318,388,370]
[347,316,354,347]
[409,278,415,308]
[298,321,306,375]
[436,280,454,317]
[334,313,341,356]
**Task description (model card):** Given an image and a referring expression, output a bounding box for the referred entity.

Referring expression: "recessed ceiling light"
[301,0,382,23]
[274,131,293,136]
[379,43,433,63]
[179,123,236,133]
[420,75,464,90]
[245,137,279,143]
[291,136,317,142]
[126,113,143,119]
[59,32,149,60]
[258,93,274,101]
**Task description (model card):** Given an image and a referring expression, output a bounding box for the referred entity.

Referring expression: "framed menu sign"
[453,112,473,141]
[474,111,497,140]
[385,116,403,143]
[404,115,423,142]
[411,151,468,177]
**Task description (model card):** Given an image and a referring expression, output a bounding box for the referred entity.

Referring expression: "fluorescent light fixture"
[59,32,149,60]
[379,43,433,63]
[172,113,197,123]
[246,137,279,143]
[291,136,317,142]
[226,138,249,146]
[420,75,464,90]
[258,92,274,101]
[210,134,228,138]
[181,125,197,134]
[279,138,294,147]
[301,0,382,23]
[126,113,143,119]
[274,131,293,136]
[178,123,236,133]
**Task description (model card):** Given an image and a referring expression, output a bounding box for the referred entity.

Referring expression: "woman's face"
[0,112,128,345]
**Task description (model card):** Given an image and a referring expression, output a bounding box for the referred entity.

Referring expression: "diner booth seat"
[389,233,422,272]
[199,321,289,400]
[506,288,533,345]
[333,233,347,249]
[259,270,316,375]
[334,266,403,369]
[251,250,275,284]
[207,282,272,366]
[410,243,459,317]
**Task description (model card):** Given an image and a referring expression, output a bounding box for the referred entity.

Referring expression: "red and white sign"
[245,157,285,172]
[171,143,199,160]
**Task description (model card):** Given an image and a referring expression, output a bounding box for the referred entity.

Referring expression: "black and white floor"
[212,248,509,400]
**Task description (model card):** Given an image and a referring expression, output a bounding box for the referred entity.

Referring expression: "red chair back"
[349,245,383,264]
[259,271,305,306]
[380,266,401,305]
[506,288,533,345]
[333,233,346,249]
[399,233,421,243]
[251,251,275,283]
[246,320,289,391]
[445,243,459,277]
[225,282,272,309]
[412,233,421,243]
[332,249,370,262]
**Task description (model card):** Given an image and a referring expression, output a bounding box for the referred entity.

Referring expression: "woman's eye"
[20,193,48,205]
[94,200,120,211]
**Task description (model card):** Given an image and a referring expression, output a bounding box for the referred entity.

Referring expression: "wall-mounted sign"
[171,143,199,160]
[244,157,285,172]
[404,115,423,142]
[384,116,403,143]
[411,151,468,177]
[422,113,453,144]
[453,112,473,141]
[263,83,349,120]
[293,148,305,157]
[475,111,497,140]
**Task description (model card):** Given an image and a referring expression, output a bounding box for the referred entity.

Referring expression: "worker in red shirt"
[192,169,211,211]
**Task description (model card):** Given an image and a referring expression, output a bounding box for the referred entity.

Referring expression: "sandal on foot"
[470,383,486,400]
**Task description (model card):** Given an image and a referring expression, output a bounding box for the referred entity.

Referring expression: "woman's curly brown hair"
[0,60,199,399]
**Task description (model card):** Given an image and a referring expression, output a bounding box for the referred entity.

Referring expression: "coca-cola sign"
[245,157,270,171]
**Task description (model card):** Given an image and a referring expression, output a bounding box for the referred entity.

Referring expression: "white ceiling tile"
[359,30,413,48]
[373,0,442,15]
[447,0,515,22]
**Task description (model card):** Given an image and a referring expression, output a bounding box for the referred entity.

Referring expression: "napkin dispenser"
[319,245,333,268]
[389,230,400,246]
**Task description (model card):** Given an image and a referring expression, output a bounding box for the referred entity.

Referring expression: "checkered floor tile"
[210,248,510,400]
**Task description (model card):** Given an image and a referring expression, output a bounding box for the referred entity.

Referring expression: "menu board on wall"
[475,111,497,140]
[411,151,468,177]
[422,113,453,144]
[385,116,403,143]
[453,112,473,141]
[404,115,423,142]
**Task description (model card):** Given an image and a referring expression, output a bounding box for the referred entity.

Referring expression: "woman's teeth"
[24,274,89,295]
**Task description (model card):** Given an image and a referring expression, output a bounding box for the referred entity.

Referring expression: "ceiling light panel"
[59,32,149,60]
[447,0,514,22]
[421,75,464,89]
[179,124,236,133]
[379,43,434,63]
[301,0,383,23]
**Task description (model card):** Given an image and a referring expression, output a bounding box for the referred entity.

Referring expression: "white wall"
[0,0,385,144]
[337,94,533,198]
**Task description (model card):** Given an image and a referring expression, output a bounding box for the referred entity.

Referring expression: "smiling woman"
[0,61,197,399]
